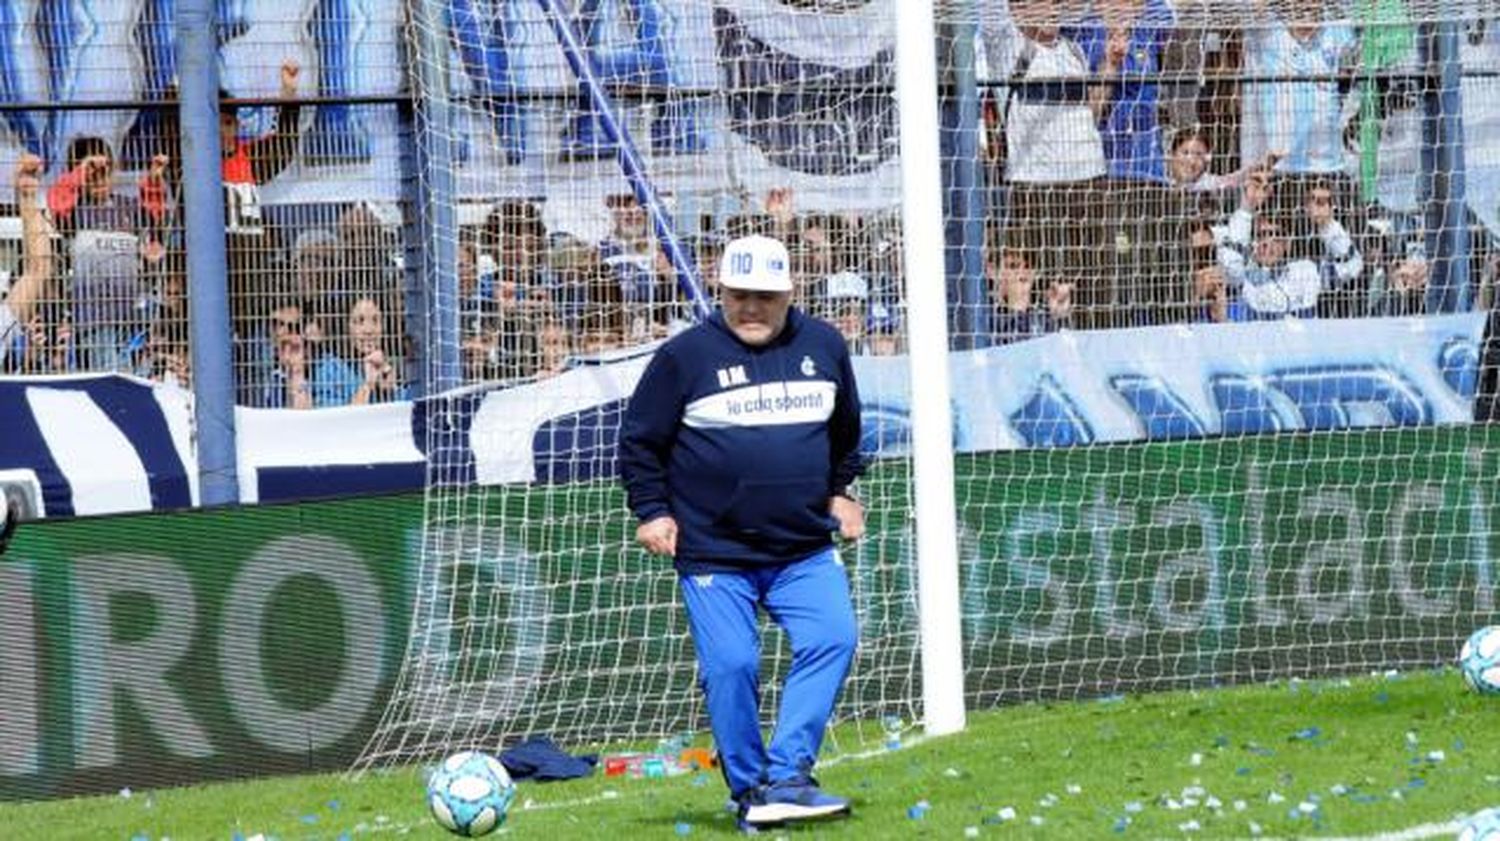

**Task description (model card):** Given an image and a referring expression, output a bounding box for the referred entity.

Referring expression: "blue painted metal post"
[940,14,986,350]
[1422,16,1470,313]
[176,0,238,506]
[535,0,711,321]
[409,0,461,396]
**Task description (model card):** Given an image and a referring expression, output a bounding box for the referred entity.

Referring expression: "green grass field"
[4,669,1495,840]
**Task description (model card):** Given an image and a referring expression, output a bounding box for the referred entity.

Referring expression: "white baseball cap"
[718,234,793,292]
[824,270,869,300]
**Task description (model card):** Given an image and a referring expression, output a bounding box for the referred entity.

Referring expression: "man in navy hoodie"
[619,234,865,831]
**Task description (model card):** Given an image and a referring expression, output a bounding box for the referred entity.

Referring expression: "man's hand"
[15,153,42,202]
[1046,280,1076,322]
[1105,28,1130,72]
[280,58,301,99]
[1242,167,1273,212]
[636,515,678,557]
[830,495,865,541]
[363,348,394,387]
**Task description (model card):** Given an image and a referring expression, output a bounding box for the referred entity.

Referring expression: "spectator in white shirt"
[987,0,1116,328]
[1217,168,1363,319]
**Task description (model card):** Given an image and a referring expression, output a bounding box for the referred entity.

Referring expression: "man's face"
[219,112,238,150]
[1253,222,1288,267]
[458,244,477,297]
[833,304,865,345]
[1170,138,1210,186]
[722,288,791,346]
[994,250,1035,309]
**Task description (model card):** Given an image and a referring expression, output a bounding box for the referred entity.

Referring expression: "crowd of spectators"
[3,2,1499,400]
[980,0,1498,338]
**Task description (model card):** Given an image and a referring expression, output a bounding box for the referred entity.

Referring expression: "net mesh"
[355,0,1500,771]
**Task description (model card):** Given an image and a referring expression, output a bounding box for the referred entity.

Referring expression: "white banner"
[0,315,1488,516]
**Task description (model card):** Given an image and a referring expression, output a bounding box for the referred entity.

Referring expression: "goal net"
[356,0,919,769]
[358,0,1500,770]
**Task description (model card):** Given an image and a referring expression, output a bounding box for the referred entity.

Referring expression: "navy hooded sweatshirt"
[618,307,865,573]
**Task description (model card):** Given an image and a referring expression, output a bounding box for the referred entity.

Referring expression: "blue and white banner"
[0,315,1488,517]
[0,375,196,517]
[0,0,901,212]
[855,314,1485,453]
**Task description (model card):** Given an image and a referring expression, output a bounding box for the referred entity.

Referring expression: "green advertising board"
[0,494,422,801]
[956,425,1500,705]
[2,425,1497,801]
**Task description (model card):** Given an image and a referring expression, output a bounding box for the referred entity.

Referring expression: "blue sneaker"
[746,777,851,823]
[735,786,776,833]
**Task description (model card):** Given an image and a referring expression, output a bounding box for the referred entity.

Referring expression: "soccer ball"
[1460,626,1500,695]
[1459,807,1500,841]
[426,750,516,837]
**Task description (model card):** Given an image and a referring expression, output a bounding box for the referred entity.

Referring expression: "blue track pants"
[678,547,858,798]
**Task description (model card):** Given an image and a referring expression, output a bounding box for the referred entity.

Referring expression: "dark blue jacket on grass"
[619,307,864,574]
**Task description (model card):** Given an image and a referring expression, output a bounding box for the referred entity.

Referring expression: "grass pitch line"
[1320,820,1462,840]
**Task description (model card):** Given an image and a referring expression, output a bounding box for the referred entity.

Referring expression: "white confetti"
[119,788,132,799]
[1205,796,1223,810]
[1182,786,1207,798]
[1298,801,1318,814]
[1405,731,1419,747]
[1267,792,1285,804]
[1249,820,1263,836]
[998,807,1017,821]
[1166,798,1185,810]
[1190,753,1204,766]
[1030,815,1045,826]
[944,767,961,778]
[1066,784,1083,795]
[1330,784,1349,796]
[1124,802,1144,813]
[1426,750,1446,762]
[1233,800,1248,812]
[964,828,980,839]
[1178,819,1201,832]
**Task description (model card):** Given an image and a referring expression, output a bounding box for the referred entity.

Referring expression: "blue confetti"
[1236,767,1252,776]
[327,799,342,812]
[1455,739,1467,752]
[1212,735,1230,748]
[1097,694,1127,704]
[130,835,149,841]
[1246,743,1275,757]
[232,834,245,841]
[1292,727,1322,741]
[908,801,931,820]
[675,821,693,835]
[1406,778,1427,789]
[300,814,319,825]
[337,835,351,841]
[1374,691,1390,704]
[1113,816,1130,833]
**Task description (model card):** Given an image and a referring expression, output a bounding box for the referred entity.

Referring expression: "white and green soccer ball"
[1458,807,1500,841]
[1460,626,1500,695]
[426,750,516,837]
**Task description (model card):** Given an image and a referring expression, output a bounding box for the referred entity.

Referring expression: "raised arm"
[10,154,54,324]
[248,58,303,184]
